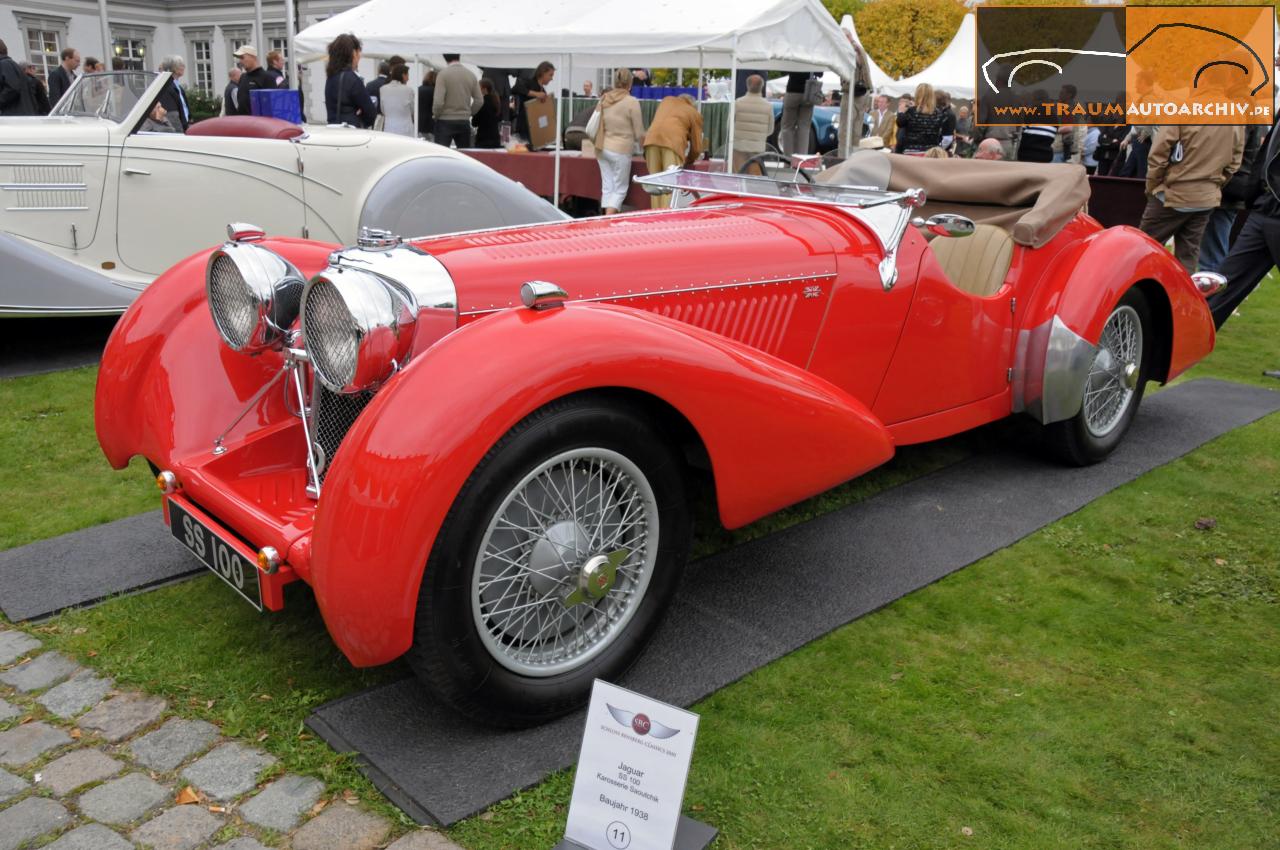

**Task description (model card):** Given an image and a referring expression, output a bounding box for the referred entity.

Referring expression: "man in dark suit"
[366,60,390,101]
[1208,114,1280,329]
[157,55,190,130]
[47,47,80,107]
[417,69,436,139]
[0,38,35,116]
[21,63,51,115]
[222,67,241,116]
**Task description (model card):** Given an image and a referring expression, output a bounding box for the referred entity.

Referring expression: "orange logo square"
[1126,6,1275,125]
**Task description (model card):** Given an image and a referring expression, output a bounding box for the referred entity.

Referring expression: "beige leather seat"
[928,224,1014,297]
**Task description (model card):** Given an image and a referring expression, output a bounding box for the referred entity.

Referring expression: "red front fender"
[95,239,338,470]
[311,303,894,667]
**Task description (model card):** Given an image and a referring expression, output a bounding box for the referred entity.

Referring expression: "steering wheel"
[736,150,816,183]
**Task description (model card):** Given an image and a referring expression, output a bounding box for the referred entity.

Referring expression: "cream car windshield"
[51,72,158,123]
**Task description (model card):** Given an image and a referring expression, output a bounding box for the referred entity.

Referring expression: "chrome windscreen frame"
[634,167,926,290]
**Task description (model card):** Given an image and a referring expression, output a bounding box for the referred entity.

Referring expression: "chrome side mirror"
[912,213,976,238]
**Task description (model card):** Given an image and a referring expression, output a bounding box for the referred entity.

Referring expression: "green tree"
[854,0,967,80]
[823,0,865,22]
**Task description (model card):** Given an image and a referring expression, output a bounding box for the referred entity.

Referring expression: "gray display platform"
[0,511,201,621]
[304,379,1280,828]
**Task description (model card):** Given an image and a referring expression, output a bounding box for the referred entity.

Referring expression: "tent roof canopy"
[294,0,860,78]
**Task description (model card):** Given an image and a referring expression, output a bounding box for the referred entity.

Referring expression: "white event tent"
[882,13,977,100]
[766,13,896,96]
[294,0,861,197]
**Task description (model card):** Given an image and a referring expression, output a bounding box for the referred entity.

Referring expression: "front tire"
[407,396,691,727]
[1043,288,1152,465]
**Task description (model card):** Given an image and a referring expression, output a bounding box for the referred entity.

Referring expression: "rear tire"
[406,396,691,727]
[1043,288,1152,466]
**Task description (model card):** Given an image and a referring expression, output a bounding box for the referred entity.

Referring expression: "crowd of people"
[0,40,78,116]
[839,75,1278,328]
[0,32,296,130]
[320,34,547,147]
[4,26,1274,327]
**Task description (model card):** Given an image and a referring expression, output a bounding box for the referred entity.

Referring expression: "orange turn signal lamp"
[156,470,179,494]
[257,546,281,575]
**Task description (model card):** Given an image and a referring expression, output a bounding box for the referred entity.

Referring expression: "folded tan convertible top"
[817,153,1092,249]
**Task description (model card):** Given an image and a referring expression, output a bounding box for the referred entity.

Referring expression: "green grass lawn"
[1,271,1276,847]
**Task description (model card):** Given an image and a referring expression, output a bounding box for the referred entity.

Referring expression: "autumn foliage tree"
[853,0,967,80]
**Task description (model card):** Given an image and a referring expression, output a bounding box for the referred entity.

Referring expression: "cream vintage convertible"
[0,70,563,316]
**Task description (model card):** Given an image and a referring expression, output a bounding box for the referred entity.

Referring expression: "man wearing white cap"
[233,44,273,115]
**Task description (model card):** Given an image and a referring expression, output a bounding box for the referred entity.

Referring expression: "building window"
[112,37,147,71]
[223,27,250,72]
[15,14,68,84]
[25,29,60,83]
[270,37,289,65]
[190,40,213,95]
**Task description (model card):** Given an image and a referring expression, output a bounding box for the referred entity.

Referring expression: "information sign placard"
[563,681,700,850]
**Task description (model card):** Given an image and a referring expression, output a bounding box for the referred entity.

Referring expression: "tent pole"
[284,0,297,93]
[553,54,564,208]
[411,55,420,138]
[697,48,704,114]
[725,36,738,173]
[839,79,852,158]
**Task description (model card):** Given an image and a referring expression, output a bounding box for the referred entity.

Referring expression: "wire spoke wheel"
[1083,304,1143,438]
[471,448,659,677]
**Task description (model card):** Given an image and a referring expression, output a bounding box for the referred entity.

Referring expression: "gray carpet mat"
[0,511,202,622]
[304,378,1280,827]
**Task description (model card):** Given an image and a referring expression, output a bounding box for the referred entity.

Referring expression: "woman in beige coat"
[594,68,646,215]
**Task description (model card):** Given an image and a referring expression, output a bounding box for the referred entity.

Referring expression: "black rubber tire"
[406,396,691,728]
[1043,288,1152,466]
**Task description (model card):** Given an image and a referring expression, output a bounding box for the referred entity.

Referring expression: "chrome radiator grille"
[310,385,375,485]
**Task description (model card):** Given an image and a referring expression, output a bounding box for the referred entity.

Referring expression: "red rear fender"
[1014,226,1214,422]
[311,303,895,667]
[1023,225,1213,366]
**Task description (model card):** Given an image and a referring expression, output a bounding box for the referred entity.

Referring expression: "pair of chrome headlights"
[206,239,424,395]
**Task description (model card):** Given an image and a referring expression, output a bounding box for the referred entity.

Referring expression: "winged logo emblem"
[606,704,681,739]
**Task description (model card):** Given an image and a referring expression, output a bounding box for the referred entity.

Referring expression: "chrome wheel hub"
[526,520,589,597]
[1084,304,1143,438]
[471,448,658,677]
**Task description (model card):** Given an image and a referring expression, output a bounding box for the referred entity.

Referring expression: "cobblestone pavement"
[0,629,463,850]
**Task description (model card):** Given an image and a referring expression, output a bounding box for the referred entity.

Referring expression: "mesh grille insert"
[312,386,374,485]
[208,254,256,349]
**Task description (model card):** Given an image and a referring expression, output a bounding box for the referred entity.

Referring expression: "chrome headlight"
[301,268,417,394]
[206,242,305,352]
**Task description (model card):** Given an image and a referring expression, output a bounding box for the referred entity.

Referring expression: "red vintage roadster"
[95,155,1221,726]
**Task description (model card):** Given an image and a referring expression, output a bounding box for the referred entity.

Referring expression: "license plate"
[169,501,263,611]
